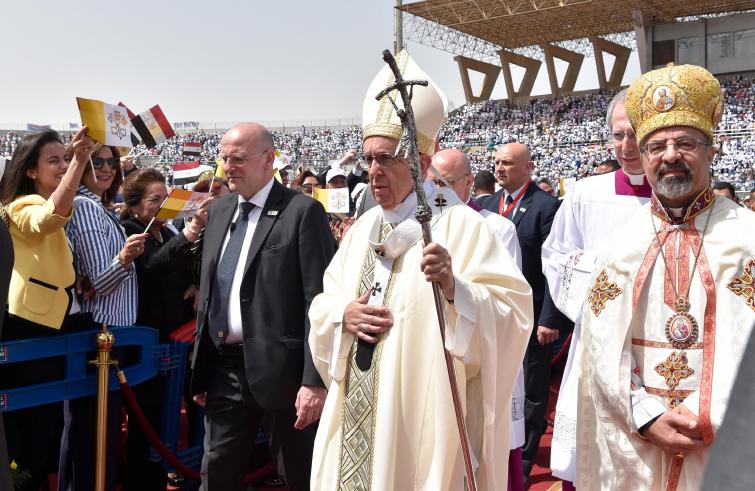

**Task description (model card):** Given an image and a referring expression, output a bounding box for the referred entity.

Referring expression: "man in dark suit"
[484,142,571,480]
[190,122,334,491]
[473,169,496,208]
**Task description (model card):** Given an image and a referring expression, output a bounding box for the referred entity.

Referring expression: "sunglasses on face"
[91,156,119,170]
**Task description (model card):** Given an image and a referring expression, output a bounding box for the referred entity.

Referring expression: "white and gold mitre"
[362,50,447,156]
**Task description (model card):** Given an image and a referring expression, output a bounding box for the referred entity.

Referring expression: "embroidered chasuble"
[576,190,755,491]
[308,181,534,490]
[338,221,396,489]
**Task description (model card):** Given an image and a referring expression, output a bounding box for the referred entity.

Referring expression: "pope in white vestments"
[542,89,652,483]
[308,51,534,490]
[577,64,755,490]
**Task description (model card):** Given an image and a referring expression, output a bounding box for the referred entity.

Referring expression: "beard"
[655,161,694,200]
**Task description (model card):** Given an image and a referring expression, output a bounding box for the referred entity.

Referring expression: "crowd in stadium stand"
[1,76,753,191]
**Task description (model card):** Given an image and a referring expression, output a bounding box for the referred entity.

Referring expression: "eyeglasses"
[641,137,711,158]
[611,131,637,142]
[217,149,271,167]
[363,152,404,170]
[434,173,470,188]
[91,157,119,170]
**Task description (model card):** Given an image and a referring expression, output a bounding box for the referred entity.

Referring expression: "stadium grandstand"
[2,73,753,192]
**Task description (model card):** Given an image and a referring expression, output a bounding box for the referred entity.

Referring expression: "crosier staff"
[375,49,478,491]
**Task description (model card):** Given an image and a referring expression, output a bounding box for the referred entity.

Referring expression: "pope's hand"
[420,242,455,300]
[294,385,327,429]
[641,409,705,455]
[342,289,393,343]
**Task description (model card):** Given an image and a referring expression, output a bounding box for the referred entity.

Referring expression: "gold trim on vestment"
[631,338,703,350]
[337,222,401,490]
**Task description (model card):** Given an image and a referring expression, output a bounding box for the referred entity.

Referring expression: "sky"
[1,0,640,129]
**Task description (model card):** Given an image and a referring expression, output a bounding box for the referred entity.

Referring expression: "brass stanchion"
[90,323,115,491]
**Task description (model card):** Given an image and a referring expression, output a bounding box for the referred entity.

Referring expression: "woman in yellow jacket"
[0,127,92,491]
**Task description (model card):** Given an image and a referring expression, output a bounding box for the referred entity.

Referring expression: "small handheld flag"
[155,188,210,221]
[214,158,226,180]
[117,101,141,147]
[76,97,133,147]
[312,187,349,213]
[130,105,175,149]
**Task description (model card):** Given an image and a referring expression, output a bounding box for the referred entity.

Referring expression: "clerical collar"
[651,187,715,224]
[381,180,434,224]
[615,168,652,198]
[626,171,645,186]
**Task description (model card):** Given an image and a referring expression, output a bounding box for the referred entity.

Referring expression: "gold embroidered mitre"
[625,64,723,145]
[362,49,447,156]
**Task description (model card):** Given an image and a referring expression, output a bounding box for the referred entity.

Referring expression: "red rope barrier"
[117,370,274,485]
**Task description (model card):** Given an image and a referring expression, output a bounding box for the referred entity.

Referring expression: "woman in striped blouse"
[59,143,148,491]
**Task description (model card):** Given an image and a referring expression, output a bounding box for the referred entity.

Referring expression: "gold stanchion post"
[91,323,115,491]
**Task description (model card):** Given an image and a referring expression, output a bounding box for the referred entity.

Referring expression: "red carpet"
[528,423,559,490]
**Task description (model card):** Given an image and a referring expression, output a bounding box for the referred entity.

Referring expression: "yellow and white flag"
[312,187,349,213]
[155,189,210,220]
[214,157,226,180]
[76,97,134,147]
[274,150,292,169]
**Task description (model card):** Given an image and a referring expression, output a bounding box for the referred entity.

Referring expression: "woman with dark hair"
[119,167,204,490]
[0,127,93,491]
[58,143,149,491]
[297,169,322,197]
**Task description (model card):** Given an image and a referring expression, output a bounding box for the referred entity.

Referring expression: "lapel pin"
[519,207,526,212]
[267,210,279,216]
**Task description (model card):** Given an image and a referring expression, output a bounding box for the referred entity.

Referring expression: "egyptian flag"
[130,105,175,149]
[117,102,141,147]
[183,142,202,156]
[172,160,202,182]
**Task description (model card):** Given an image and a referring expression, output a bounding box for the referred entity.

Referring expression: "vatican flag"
[76,97,134,147]
[312,187,349,213]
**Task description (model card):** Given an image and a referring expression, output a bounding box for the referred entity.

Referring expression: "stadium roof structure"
[400,0,755,62]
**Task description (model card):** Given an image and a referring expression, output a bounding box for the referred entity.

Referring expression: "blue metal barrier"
[0,321,270,488]
[158,320,204,473]
[0,326,160,412]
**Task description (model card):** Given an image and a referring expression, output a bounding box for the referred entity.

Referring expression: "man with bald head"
[431,148,521,266]
[484,142,571,483]
[190,122,334,490]
[431,148,527,489]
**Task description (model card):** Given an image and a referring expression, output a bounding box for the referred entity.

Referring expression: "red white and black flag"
[130,105,175,149]
[183,141,202,156]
